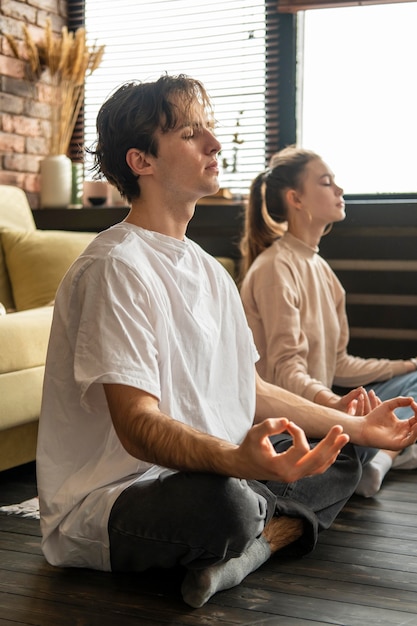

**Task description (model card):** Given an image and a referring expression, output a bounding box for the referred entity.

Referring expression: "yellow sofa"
[0,186,95,471]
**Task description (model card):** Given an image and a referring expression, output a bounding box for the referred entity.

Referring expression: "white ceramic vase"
[40,154,72,208]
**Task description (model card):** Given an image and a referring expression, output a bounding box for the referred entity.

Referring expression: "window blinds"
[83,0,276,194]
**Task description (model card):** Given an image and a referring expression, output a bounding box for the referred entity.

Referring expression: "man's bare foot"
[263,515,303,552]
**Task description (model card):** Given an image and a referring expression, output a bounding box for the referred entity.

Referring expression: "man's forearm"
[104,383,239,474]
[130,409,241,474]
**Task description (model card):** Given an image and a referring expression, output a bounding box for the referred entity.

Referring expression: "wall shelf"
[32,202,245,259]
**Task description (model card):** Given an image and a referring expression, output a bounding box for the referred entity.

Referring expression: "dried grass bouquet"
[6,20,104,155]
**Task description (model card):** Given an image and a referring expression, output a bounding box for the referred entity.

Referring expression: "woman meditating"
[239,145,417,497]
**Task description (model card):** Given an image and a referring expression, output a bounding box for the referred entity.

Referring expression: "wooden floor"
[1,462,417,626]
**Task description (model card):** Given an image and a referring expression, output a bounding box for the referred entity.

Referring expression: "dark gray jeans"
[108,438,374,573]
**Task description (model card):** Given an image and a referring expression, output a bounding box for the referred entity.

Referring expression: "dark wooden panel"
[346,303,417,329]
[321,201,417,358]
[333,270,417,296]
[342,200,417,227]
[320,230,417,260]
[347,337,417,359]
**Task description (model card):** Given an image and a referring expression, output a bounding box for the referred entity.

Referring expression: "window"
[84,0,278,195]
[298,2,417,195]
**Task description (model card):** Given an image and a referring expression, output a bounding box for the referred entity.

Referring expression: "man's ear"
[126,148,153,176]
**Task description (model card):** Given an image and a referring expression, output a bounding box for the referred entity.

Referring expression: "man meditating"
[37,74,417,608]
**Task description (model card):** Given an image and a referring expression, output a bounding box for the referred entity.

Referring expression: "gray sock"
[392,444,417,470]
[355,451,392,498]
[181,535,271,608]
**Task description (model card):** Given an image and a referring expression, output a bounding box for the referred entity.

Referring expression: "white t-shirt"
[37,222,258,571]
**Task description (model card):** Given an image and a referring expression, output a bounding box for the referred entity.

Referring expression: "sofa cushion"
[0,367,45,430]
[0,186,37,309]
[0,306,53,374]
[1,229,96,311]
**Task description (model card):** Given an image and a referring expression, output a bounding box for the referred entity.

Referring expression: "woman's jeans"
[334,371,417,420]
[366,371,417,420]
[108,437,370,573]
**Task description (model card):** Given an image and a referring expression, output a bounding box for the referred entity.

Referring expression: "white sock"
[181,535,271,608]
[355,451,393,498]
[392,444,417,470]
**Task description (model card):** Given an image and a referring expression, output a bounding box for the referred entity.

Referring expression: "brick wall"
[0,1,67,208]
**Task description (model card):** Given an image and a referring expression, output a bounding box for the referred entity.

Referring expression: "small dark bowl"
[88,196,107,206]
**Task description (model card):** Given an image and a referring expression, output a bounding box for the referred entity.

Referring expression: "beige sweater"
[240,232,406,402]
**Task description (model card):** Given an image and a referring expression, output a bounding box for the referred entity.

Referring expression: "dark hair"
[88,74,213,202]
[239,145,320,279]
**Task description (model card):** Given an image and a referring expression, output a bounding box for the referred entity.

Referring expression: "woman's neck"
[287,222,324,248]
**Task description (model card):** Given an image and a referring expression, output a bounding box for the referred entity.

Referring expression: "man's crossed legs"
[108,439,367,607]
